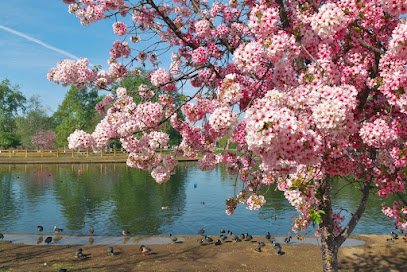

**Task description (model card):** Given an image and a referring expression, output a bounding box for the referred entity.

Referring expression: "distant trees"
[15,96,53,148]
[52,87,100,147]
[0,80,26,148]
[31,131,56,149]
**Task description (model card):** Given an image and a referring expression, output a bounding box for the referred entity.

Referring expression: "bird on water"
[37,225,44,232]
[53,226,63,233]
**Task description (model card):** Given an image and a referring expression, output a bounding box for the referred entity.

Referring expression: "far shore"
[0,157,198,164]
[0,234,405,271]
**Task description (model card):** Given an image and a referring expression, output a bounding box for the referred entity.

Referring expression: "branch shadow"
[340,246,407,272]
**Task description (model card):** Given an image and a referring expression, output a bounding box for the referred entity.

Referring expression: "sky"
[0,0,122,113]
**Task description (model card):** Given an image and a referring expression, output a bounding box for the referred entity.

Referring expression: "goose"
[75,248,83,258]
[239,233,246,240]
[139,245,152,255]
[107,246,114,256]
[220,229,225,234]
[197,238,205,245]
[0,233,4,239]
[37,226,44,232]
[53,226,63,233]
[219,234,227,241]
[204,235,213,243]
[37,236,43,244]
[245,233,253,241]
[122,230,130,236]
[255,246,262,252]
[258,241,266,247]
[391,231,399,240]
[284,236,292,244]
[214,239,222,246]
[274,243,283,255]
[169,233,178,243]
[44,236,52,244]
[265,232,271,240]
[232,234,241,242]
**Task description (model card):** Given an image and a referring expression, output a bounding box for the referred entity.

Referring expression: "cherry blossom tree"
[31,130,56,149]
[49,1,406,271]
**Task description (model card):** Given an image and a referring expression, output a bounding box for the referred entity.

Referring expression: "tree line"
[0,75,182,149]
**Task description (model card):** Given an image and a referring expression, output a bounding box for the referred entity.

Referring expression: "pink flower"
[112,21,127,35]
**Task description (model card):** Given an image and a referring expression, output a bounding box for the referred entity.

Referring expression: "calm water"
[0,163,394,236]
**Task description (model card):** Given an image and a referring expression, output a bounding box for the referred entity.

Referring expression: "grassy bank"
[0,235,405,272]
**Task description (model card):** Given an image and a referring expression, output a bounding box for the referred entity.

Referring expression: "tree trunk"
[316,177,339,272]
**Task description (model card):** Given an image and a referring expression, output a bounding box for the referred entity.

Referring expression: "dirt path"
[0,235,406,272]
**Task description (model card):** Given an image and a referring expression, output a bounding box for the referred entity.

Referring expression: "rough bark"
[316,177,339,272]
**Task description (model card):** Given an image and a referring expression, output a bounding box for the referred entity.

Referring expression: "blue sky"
[0,0,121,113]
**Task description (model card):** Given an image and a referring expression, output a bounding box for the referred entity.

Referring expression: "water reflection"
[0,163,395,235]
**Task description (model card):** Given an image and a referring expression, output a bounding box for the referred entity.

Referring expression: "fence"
[0,149,128,159]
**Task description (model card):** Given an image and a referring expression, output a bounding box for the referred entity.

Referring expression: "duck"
[37,226,44,232]
[204,235,213,243]
[214,239,222,246]
[245,233,253,241]
[232,234,241,242]
[44,236,52,244]
[265,232,271,240]
[122,230,130,236]
[169,233,178,243]
[197,228,205,236]
[197,238,205,245]
[75,248,83,258]
[274,243,284,255]
[88,225,94,236]
[107,246,114,256]
[139,245,152,255]
[284,236,292,244]
[53,226,63,233]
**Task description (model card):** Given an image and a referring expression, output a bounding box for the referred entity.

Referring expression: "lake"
[0,163,394,236]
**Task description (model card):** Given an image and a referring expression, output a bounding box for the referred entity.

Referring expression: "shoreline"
[1,234,405,271]
[0,157,198,164]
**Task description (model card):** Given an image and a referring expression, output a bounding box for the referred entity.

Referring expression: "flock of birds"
[1,226,405,272]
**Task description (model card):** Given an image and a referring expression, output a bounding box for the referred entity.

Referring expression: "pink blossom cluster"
[110,41,130,59]
[382,202,407,230]
[388,22,407,59]
[248,4,279,39]
[310,3,350,40]
[233,41,266,73]
[380,0,407,16]
[67,0,125,25]
[67,129,93,149]
[138,84,155,99]
[191,46,210,65]
[359,118,396,148]
[194,19,211,38]
[95,93,114,115]
[47,58,96,86]
[246,194,266,210]
[208,106,237,134]
[150,68,175,91]
[112,21,127,36]
[218,74,243,104]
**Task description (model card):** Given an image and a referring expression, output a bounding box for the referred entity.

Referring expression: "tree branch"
[335,183,371,246]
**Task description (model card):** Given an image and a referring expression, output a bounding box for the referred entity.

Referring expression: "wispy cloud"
[0,24,80,60]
